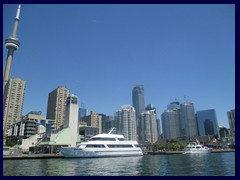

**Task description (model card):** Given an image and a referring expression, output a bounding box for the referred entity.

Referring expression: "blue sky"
[3,4,235,128]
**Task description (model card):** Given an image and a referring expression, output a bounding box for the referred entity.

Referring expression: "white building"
[139,110,158,143]
[115,104,137,141]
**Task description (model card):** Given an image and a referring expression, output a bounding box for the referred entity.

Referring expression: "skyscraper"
[161,101,198,140]
[227,109,235,136]
[46,86,70,130]
[180,102,198,138]
[115,104,137,140]
[3,77,26,136]
[132,85,145,117]
[161,101,181,140]
[161,109,181,140]
[3,5,21,95]
[196,109,219,136]
[139,109,158,143]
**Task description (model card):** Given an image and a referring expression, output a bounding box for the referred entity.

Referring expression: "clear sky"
[3,4,235,128]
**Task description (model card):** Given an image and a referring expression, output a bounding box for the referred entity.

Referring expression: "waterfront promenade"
[3,149,234,159]
[3,153,64,160]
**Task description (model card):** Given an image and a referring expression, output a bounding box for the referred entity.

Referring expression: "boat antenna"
[108,127,115,134]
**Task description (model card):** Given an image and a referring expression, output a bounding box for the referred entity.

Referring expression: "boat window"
[107,144,133,148]
[134,144,140,147]
[91,137,116,141]
[117,138,124,141]
[86,144,106,148]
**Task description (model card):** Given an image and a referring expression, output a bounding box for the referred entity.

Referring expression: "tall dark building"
[180,102,198,138]
[196,109,219,136]
[227,109,235,136]
[132,85,145,117]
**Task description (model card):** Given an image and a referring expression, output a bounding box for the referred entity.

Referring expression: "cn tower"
[3,5,21,95]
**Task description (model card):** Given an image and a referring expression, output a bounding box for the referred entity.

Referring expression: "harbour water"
[3,152,235,176]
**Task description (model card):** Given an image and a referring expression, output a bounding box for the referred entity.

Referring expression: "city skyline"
[3,4,235,128]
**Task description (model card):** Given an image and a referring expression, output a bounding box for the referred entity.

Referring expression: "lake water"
[3,152,235,176]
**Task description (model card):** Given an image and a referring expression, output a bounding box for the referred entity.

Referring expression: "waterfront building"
[161,101,181,140]
[138,110,158,144]
[156,118,161,139]
[219,126,229,139]
[46,86,70,130]
[78,107,89,122]
[196,109,219,136]
[99,114,115,133]
[79,126,99,140]
[115,104,137,141]
[7,111,54,138]
[132,85,145,117]
[227,109,235,137]
[81,111,102,134]
[3,77,26,137]
[6,111,54,146]
[39,94,81,150]
[63,94,80,146]
[179,102,198,138]
[161,109,181,140]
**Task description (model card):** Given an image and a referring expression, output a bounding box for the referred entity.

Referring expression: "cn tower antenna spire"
[3,4,21,95]
[16,4,21,19]
[11,4,21,38]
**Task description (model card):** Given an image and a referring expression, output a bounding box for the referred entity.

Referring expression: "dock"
[3,154,64,160]
[3,149,234,159]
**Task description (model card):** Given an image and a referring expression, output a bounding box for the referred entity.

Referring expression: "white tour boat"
[183,139,212,154]
[59,128,143,157]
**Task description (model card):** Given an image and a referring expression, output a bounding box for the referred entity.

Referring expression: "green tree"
[6,140,17,147]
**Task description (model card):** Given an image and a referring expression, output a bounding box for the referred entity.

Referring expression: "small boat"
[59,128,143,158]
[183,139,212,154]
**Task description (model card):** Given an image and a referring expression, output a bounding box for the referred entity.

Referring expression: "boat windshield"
[91,137,116,141]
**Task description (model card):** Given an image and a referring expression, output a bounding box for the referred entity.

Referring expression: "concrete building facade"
[63,94,80,147]
[139,110,158,144]
[81,111,102,134]
[115,104,137,141]
[161,109,181,140]
[3,77,26,136]
[46,86,70,130]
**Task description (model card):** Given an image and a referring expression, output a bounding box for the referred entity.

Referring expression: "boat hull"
[183,149,212,154]
[60,147,143,158]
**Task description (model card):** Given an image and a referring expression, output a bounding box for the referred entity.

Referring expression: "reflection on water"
[3,152,235,176]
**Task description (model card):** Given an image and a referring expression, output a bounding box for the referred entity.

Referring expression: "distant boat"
[183,139,212,154]
[59,128,143,158]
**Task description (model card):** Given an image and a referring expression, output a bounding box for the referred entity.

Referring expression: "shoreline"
[3,149,235,159]
[147,148,235,155]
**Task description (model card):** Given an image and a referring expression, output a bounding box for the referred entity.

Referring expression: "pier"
[3,153,64,160]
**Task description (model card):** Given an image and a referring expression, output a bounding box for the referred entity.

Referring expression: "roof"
[92,133,124,139]
[39,128,72,146]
